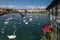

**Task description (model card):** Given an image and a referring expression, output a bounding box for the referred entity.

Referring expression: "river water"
[0,13,50,40]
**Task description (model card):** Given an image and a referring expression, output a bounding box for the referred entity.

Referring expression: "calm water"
[0,13,50,40]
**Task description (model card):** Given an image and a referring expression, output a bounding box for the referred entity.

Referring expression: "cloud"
[25,6,46,9]
[0,5,20,9]
[0,5,7,8]
[25,6,36,9]
[38,6,46,9]
[0,5,46,9]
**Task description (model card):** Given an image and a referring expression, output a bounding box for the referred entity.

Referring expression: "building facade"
[46,0,60,40]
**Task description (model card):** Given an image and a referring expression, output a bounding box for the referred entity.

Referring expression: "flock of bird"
[1,14,41,39]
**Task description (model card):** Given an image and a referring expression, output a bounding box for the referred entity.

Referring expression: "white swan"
[29,18,32,21]
[2,28,5,33]
[4,21,9,25]
[23,20,26,22]
[8,35,16,39]
[2,31,5,33]
[2,28,4,30]
[8,31,16,39]
[25,21,28,24]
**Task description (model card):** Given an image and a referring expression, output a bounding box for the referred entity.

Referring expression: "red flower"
[42,24,52,33]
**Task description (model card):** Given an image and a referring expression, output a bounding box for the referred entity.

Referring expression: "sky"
[0,0,52,9]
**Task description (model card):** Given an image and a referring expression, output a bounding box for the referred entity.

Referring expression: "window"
[57,5,60,26]
[52,7,56,21]
[57,4,60,40]
[50,9,53,21]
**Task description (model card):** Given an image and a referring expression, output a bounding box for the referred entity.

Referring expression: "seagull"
[8,31,16,39]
